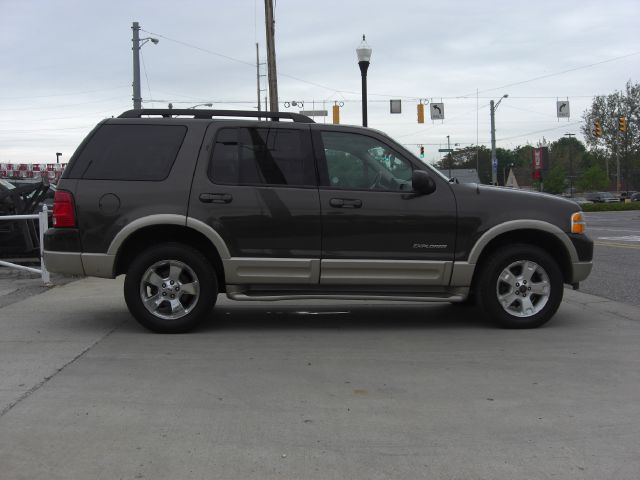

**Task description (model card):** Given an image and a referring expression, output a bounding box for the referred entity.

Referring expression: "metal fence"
[0,205,50,284]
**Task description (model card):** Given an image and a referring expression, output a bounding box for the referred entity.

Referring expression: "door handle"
[330,198,362,208]
[199,193,233,204]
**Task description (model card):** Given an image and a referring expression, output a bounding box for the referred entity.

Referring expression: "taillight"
[52,190,76,227]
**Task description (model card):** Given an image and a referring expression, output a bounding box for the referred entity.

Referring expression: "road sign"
[557,101,570,119]
[492,158,498,167]
[390,99,402,114]
[299,110,328,117]
[438,148,453,153]
[430,103,445,120]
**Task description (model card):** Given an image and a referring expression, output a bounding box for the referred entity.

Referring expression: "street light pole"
[447,135,452,178]
[131,22,158,110]
[564,133,576,197]
[356,35,372,127]
[490,94,508,185]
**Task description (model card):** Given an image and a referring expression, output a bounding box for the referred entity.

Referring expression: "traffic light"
[419,146,425,158]
[332,104,340,125]
[417,103,425,124]
[594,121,603,137]
[619,116,627,132]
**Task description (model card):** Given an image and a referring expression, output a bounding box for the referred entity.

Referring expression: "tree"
[582,80,640,190]
[577,165,608,192]
[543,164,566,194]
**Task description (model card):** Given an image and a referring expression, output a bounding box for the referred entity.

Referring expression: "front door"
[314,128,457,286]
[189,123,321,284]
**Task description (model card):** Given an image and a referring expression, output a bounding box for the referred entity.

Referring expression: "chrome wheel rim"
[496,260,550,318]
[139,259,200,320]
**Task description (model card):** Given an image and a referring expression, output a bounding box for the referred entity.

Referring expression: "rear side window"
[208,127,315,187]
[73,124,186,181]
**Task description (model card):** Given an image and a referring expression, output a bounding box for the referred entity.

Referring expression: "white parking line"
[597,235,640,242]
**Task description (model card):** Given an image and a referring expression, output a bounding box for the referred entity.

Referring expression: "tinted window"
[209,127,315,186]
[76,125,186,181]
[321,131,413,191]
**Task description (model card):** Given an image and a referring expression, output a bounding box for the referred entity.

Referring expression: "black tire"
[124,242,218,333]
[477,243,563,329]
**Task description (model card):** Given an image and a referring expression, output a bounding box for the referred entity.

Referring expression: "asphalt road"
[580,210,640,306]
[1,278,639,480]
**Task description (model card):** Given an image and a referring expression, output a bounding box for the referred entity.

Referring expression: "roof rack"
[118,109,315,123]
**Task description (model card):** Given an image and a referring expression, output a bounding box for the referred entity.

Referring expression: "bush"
[581,202,640,212]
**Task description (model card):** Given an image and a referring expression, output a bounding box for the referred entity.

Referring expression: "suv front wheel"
[124,243,218,333]
[477,244,563,328]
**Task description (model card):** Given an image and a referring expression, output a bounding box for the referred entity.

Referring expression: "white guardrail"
[0,205,51,284]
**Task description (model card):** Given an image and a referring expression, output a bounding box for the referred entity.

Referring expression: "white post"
[39,204,51,285]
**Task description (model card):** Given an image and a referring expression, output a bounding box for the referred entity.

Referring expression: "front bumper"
[571,261,593,283]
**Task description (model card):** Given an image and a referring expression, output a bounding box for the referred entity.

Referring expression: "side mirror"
[412,170,437,195]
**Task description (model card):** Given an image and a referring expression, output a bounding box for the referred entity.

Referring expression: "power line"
[0,86,129,101]
[497,121,583,142]
[140,50,154,108]
[457,50,640,98]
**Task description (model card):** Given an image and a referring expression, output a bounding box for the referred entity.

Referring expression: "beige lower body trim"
[320,259,452,285]
[223,258,320,284]
[450,262,476,286]
[43,251,85,276]
[81,253,116,278]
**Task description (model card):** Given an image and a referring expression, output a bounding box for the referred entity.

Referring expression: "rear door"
[188,122,321,285]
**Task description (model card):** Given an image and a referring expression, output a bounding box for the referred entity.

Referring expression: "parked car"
[44,109,593,332]
[584,192,619,203]
[619,191,638,202]
[571,196,593,205]
[631,192,640,202]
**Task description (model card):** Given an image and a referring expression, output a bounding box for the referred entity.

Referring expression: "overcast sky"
[1,0,639,164]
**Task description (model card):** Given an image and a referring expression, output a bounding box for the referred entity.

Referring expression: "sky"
[1,0,639,165]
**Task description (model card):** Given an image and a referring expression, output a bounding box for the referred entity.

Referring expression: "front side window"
[320,131,413,191]
[209,127,315,187]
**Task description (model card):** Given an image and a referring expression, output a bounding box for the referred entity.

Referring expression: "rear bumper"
[43,250,85,276]
[43,250,115,278]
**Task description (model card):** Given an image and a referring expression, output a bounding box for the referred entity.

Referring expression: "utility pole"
[256,43,261,112]
[490,100,497,185]
[131,22,158,110]
[132,22,142,110]
[264,0,279,112]
[565,133,576,197]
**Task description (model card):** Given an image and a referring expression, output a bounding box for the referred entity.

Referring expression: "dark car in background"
[584,191,619,203]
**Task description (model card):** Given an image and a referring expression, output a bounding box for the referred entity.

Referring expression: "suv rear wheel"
[124,243,217,333]
[477,244,563,328]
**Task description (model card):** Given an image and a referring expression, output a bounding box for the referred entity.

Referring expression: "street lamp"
[490,94,508,185]
[564,133,576,197]
[188,103,213,109]
[356,35,372,127]
[132,22,159,110]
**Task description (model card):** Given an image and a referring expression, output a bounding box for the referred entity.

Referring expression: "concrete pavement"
[0,277,639,480]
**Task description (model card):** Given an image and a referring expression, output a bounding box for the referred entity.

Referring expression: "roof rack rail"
[118,109,315,123]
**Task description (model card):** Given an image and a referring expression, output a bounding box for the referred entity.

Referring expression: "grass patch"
[581,202,640,212]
